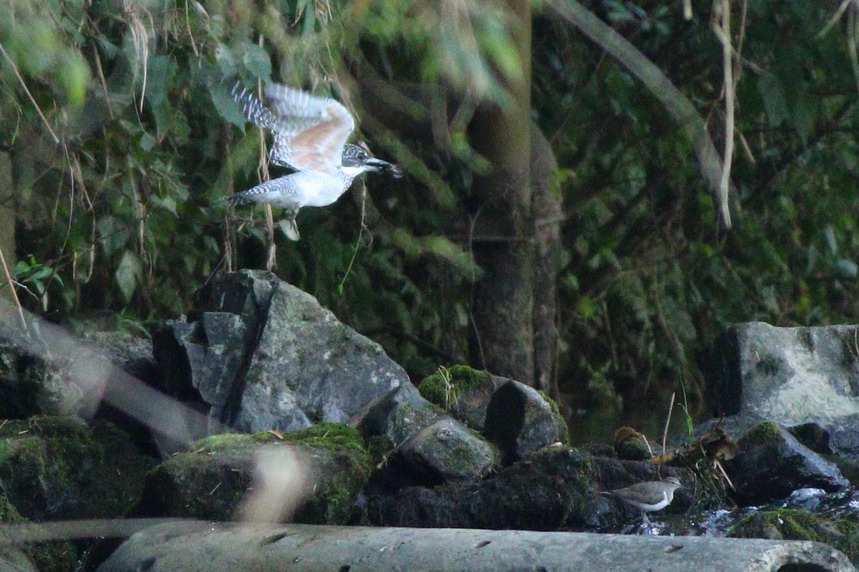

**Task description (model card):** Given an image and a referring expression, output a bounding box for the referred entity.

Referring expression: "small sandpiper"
[607,476,684,524]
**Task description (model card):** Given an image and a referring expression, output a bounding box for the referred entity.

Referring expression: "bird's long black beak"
[366,157,405,178]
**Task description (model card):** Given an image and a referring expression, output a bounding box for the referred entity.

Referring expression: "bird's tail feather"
[225,193,257,207]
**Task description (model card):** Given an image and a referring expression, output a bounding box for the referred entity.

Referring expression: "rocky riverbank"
[1,270,858,570]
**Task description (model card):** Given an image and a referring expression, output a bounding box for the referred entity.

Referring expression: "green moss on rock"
[279,423,366,453]
[0,416,155,521]
[449,428,498,475]
[538,390,570,444]
[0,494,78,571]
[418,365,488,409]
[136,423,371,525]
[187,424,365,455]
[744,420,785,443]
[729,508,859,564]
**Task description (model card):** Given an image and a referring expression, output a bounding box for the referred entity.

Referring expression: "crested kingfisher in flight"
[228,81,402,240]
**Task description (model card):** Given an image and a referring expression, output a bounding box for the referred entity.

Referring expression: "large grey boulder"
[234,273,405,431]
[705,322,859,466]
[706,322,859,423]
[153,270,408,435]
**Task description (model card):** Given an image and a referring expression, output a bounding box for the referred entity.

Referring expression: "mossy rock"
[418,366,570,460]
[134,423,371,524]
[729,508,859,564]
[537,390,570,445]
[418,366,488,410]
[0,494,77,571]
[0,416,156,521]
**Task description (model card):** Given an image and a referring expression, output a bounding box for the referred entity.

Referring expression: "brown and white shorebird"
[228,82,402,240]
[606,476,684,524]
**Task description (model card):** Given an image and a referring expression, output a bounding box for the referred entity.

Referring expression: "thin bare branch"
[0,42,61,144]
[548,0,733,228]
[713,0,736,233]
[817,0,853,38]
[0,247,30,337]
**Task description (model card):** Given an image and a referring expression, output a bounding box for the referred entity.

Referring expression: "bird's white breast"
[292,170,351,207]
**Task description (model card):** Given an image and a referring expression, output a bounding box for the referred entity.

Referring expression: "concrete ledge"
[98,522,855,571]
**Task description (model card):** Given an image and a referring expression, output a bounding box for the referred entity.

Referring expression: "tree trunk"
[0,151,16,312]
[530,125,561,399]
[468,0,535,385]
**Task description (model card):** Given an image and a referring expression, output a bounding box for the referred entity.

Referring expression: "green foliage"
[0,0,501,373]
[533,0,859,413]
[355,0,522,105]
[2,0,858,429]
[14,255,65,313]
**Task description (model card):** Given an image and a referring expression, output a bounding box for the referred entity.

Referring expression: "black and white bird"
[228,82,402,240]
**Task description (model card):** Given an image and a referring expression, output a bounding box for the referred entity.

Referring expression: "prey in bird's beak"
[356,141,405,178]
[369,157,404,178]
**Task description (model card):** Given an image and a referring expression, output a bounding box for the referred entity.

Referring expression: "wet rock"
[417,366,568,464]
[133,423,370,525]
[0,417,155,521]
[727,421,849,505]
[783,488,829,512]
[153,270,407,436]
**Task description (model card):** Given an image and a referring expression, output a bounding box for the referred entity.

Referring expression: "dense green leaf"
[242,44,272,80]
[209,83,247,128]
[757,73,789,127]
[116,251,143,303]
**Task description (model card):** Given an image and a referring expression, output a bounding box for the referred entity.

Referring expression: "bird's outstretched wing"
[231,82,355,175]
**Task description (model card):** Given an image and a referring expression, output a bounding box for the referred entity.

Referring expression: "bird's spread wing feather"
[231,84,279,133]
[232,82,355,175]
[265,83,355,174]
